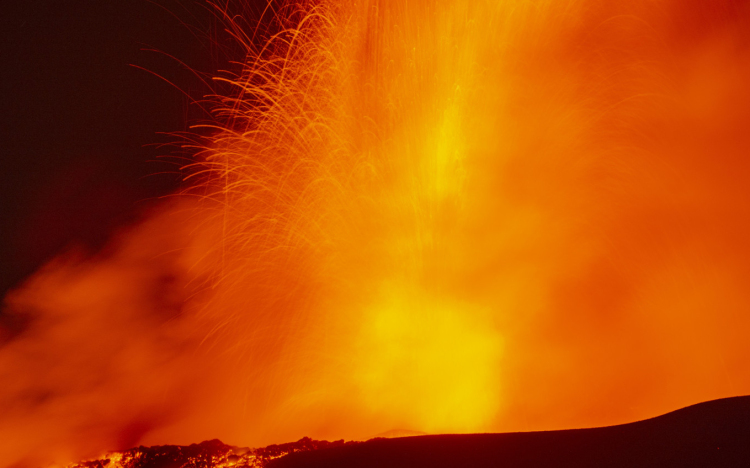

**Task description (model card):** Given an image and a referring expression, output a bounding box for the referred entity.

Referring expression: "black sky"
[0,1,226,296]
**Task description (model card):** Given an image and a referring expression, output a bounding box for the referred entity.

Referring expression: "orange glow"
[2,0,750,466]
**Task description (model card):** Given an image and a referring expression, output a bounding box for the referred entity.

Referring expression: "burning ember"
[65,438,353,468]
[2,0,750,466]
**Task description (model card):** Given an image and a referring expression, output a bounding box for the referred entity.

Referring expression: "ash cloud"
[0,201,224,467]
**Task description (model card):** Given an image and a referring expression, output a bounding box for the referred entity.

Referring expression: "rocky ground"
[68,396,750,468]
[67,438,356,468]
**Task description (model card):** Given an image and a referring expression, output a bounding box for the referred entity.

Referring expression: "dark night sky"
[0,1,234,296]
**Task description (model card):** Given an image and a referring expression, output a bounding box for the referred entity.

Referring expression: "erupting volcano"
[2,0,750,466]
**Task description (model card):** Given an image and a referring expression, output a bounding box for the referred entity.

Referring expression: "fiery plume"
[2,0,750,466]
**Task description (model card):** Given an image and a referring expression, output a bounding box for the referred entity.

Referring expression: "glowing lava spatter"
[188,0,507,437]
[182,0,750,440]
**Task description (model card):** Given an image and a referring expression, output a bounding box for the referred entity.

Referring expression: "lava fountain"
[2,0,750,466]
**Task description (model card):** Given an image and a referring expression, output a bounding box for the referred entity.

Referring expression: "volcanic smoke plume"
[2,0,750,466]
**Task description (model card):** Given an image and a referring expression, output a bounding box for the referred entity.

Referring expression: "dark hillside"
[269,396,750,468]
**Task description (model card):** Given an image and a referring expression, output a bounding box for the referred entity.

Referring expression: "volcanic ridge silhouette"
[68,395,750,468]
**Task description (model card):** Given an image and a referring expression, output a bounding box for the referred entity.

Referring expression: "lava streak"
[186,0,510,438]
[2,0,750,466]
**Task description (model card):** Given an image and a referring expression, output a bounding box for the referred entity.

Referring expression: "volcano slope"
[269,396,750,468]
[65,396,750,468]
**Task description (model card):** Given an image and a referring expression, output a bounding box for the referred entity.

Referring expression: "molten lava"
[2,0,750,466]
